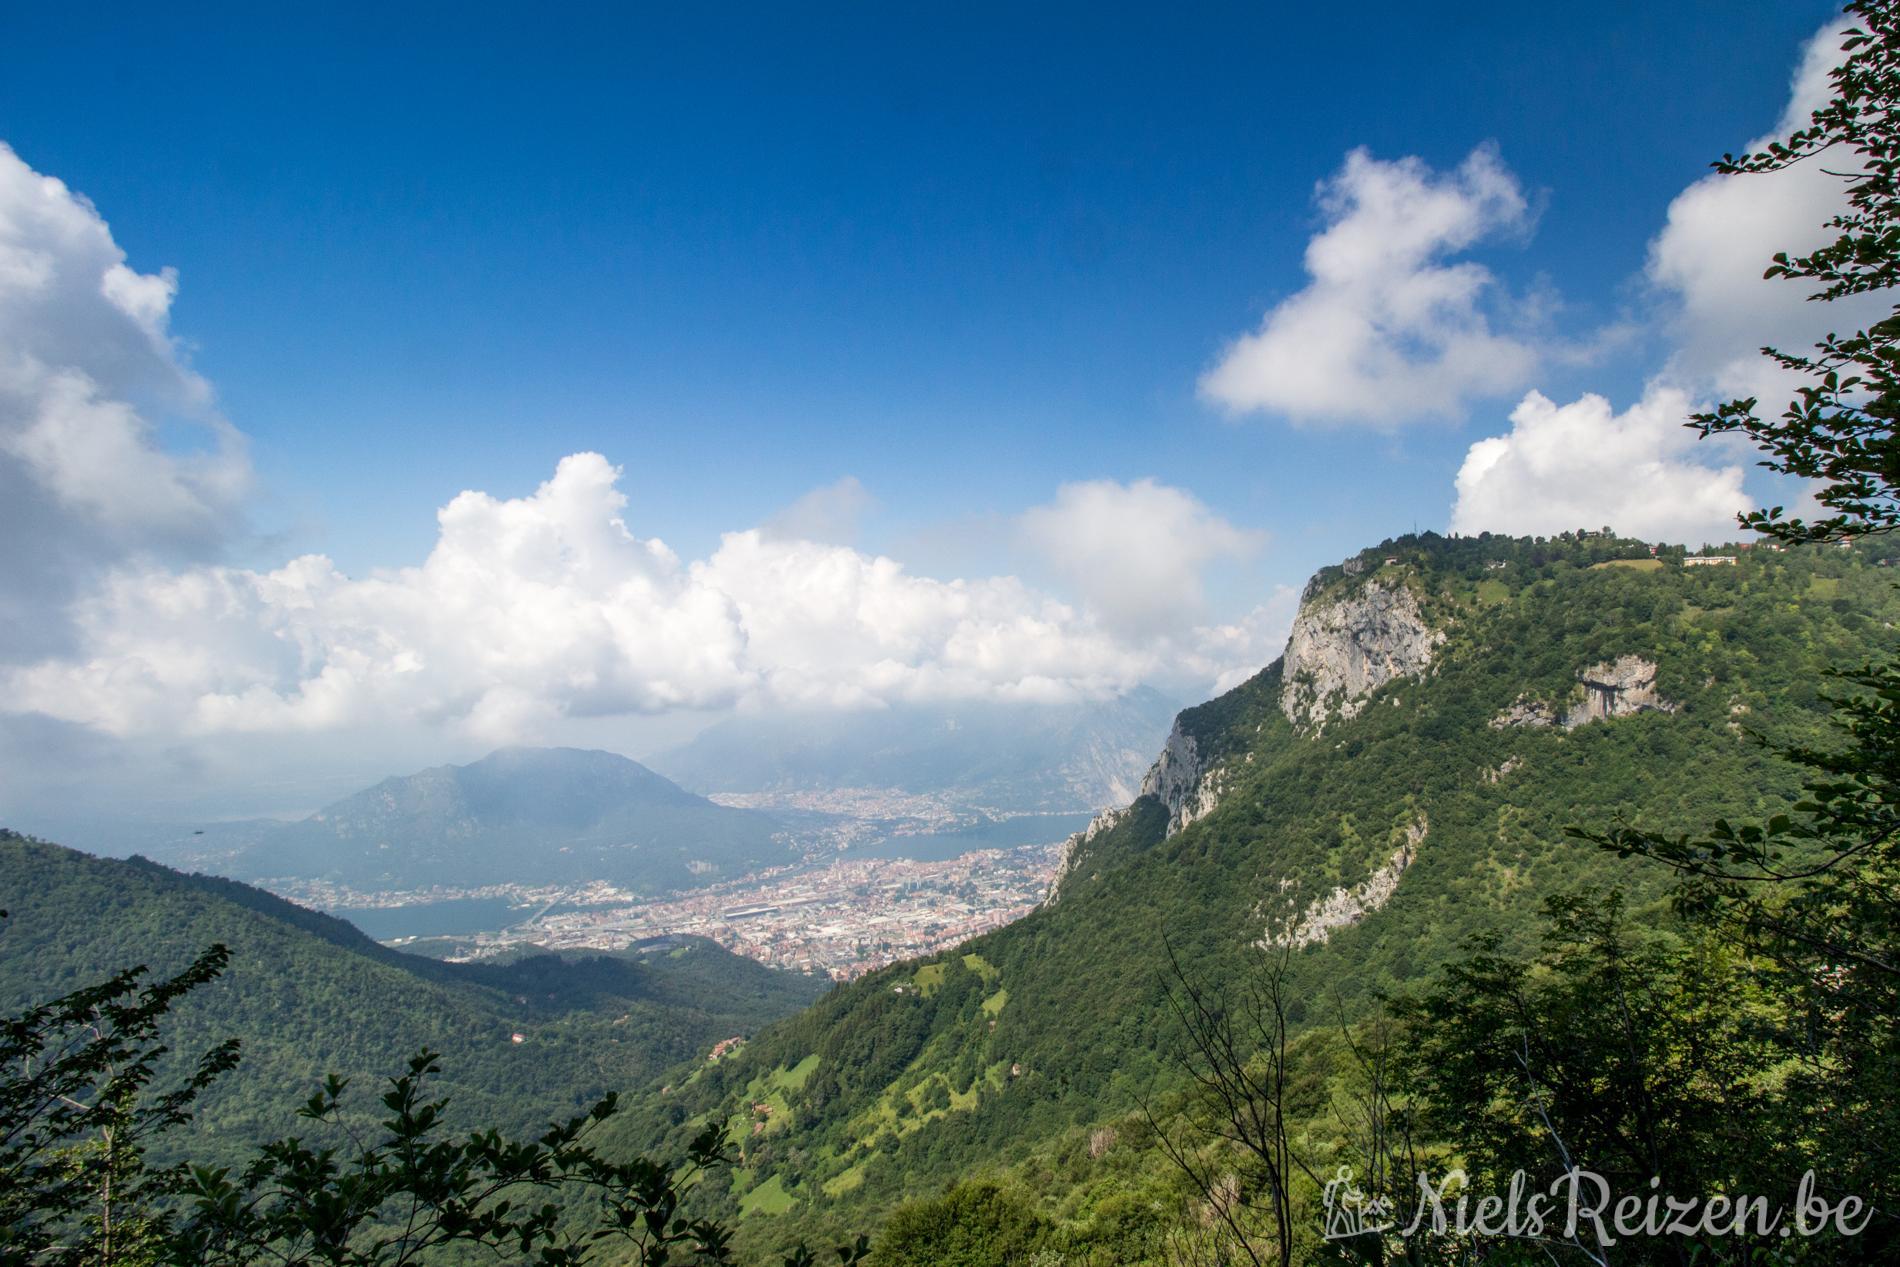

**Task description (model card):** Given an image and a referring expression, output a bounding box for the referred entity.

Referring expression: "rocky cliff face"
[1137,723,1227,836]
[1051,571,1450,899]
[1266,814,1427,949]
[1278,578,1444,730]
[1568,655,1673,725]
[1047,718,1227,901]
[1491,655,1675,730]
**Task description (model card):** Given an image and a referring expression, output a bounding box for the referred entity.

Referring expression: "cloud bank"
[4,457,1293,744]
[1450,385,1750,545]
[1452,18,1860,545]
[1646,17,1878,406]
[1018,478,1261,636]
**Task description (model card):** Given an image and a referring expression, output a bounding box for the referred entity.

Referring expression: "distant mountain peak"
[229,745,784,892]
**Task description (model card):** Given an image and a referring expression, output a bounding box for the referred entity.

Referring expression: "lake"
[852,811,1096,862]
[332,896,526,941]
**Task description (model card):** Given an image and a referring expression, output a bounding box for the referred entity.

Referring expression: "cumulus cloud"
[4,455,1285,743]
[1200,145,1542,426]
[1017,478,1261,636]
[1450,385,1751,546]
[1647,18,1881,404]
[0,143,250,659]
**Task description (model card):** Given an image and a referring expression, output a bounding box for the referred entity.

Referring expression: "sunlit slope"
[618,533,1900,1250]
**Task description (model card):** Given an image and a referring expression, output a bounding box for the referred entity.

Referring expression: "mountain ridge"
[612,529,1900,1259]
[219,745,787,893]
[0,829,827,1155]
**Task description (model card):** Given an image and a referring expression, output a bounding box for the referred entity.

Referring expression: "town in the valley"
[267,796,1076,979]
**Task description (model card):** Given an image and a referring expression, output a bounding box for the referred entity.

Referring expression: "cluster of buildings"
[391,842,1065,979]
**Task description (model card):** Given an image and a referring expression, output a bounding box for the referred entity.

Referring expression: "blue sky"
[3,1,1839,576]
[0,2,1862,823]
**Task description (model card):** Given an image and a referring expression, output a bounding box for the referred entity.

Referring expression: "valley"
[280,838,1068,979]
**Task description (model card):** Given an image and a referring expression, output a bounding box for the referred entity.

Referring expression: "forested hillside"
[616,532,1900,1259]
[0,835,826,1155]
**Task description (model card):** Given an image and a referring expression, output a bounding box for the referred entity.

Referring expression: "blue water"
[853,812,1095,862]
[333,897,524,940]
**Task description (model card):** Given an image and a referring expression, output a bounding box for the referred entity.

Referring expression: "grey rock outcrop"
[1490,655,1675,730]
[1279,580,1444,730]
[1267,814,1427,949]
[1047,717,1229,901]
[1490,697,1556,729]
[1045,803,1129,902]
[1565,655,1673,726]
[1138,723,1227,836]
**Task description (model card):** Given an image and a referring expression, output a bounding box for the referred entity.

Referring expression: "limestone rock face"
[1048,717,1229,900]
[1268,814,1427,949]
[1565,655,1673,726]
[1138,723,1227,836]
[1045,803,1128,902]
[1490,697,1556,729]
[1490,655,1675,730]
[1279,580,1444,730]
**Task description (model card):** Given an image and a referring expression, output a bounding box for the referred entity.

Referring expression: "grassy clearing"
[822,1164,866,1197]
[738,1172,795,1217]
[1590,558,1663,571]
[769,1053,819,1092]
[962,952,1000,981]
[981,988,1009,1017]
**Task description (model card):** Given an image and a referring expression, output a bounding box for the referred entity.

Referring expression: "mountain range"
[11,530,1894,1262]
[0,831,826,1155]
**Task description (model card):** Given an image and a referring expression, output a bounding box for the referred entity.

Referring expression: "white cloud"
[761,475,876,545]
[1451,17,1871,547]
[1647,18,1882,404]
[5,455,1285,742]
[1450,384,1750,546]
[1018,478,1261,636]
[0,142,250,658]
[1200,145,1541,426]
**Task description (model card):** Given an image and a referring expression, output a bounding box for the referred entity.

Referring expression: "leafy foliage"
[0,941,869,1267]
[1692,0,1900,544]
[612,532,1900,1262]
[0,935,236,1265]
[0,835,824,1161]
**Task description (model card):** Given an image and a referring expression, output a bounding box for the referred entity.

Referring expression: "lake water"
[852,811,1096,862]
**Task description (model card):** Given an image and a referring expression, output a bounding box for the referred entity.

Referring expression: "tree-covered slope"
[618,532,1900,1255]
[0,834,826,1157]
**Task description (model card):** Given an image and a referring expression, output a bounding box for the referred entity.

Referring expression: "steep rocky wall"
[1046,719,1228,900]
[1567,655,1674,725]
[1278,579,1444,730]
[1491,655,1675,730]
[1265,814,1428,949]
[1137,723,1228,836]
